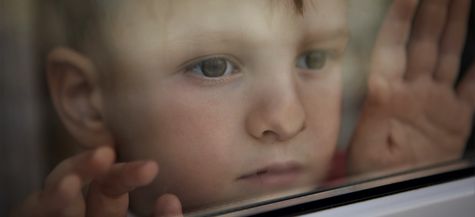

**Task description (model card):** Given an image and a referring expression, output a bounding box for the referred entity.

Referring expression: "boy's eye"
[296,50,328,70]
[190,57,235,78]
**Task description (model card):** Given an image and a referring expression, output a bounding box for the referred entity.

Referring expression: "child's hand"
[11,147,183,217]
[348,0,475,174]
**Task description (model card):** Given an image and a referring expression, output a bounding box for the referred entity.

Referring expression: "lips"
[237,162,303,188]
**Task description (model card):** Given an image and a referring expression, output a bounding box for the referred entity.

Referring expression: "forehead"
[103,0,347,59]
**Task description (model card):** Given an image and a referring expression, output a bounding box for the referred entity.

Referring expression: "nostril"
[260,122,306,143]
[262,130,274,136]
[262,130,279,143]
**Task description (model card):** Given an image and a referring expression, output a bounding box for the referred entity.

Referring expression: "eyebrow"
[166,25,349,49]
[168,29,256,48]
[302,27,350,44]
[174,10,347,40]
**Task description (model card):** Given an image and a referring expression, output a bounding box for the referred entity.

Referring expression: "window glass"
[1,0,474,216]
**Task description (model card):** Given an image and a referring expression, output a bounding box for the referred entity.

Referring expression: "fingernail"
[141,161,159,172]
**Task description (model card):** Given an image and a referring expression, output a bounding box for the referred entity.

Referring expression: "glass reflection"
[4,0,475,216]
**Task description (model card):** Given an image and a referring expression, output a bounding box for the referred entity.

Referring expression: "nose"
[245,76,306,143]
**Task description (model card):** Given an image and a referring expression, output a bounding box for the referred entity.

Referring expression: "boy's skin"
[12,0,475,217]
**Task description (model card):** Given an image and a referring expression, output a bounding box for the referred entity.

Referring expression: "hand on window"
[10,147,183,217]
[348,0,475,175]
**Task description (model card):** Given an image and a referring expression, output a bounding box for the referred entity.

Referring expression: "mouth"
[237,162,303,188]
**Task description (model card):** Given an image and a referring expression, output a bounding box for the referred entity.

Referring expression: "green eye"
[296,50,327,70]
[191,57,234,78]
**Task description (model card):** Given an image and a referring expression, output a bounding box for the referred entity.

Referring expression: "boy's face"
[100,0,347,213]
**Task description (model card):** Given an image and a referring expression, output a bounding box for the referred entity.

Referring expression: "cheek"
[309,68,342,128]
[111,85,245,207]
[110,81,239,159]
[301,72,342,178]
[153,98,237,175]
[153,94,253,208]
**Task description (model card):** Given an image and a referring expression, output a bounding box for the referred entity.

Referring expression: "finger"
[406,0,451,80]
[38,147,114,212]
[46,174,83,216]
[372,0,419,80]
[44,147,115,192]
[86,161,159,217]
[457,63,475,109]
[435,0,471,85]
[97,161,159,197]
[154,194,183,217]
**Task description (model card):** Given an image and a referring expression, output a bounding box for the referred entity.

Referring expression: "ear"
[47,47,114,148]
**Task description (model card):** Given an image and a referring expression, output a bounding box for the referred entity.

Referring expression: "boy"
[13,0,475,216]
